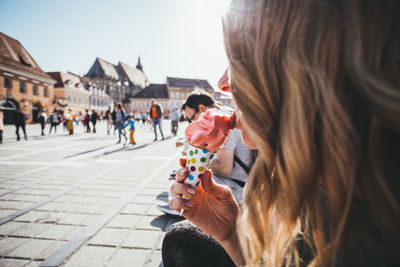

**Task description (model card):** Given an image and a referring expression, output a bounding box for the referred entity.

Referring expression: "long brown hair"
[223,0,400,265]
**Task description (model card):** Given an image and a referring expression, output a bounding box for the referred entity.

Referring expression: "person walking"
[141,111,146,127]
[84,109,91,133]
[115,104,127,144]
[38,109,47,136]
[48,110,59,134]
[149,99,164,141]
[14,109,27,141]
[0,108,4,144]
[66,109,74,135]
[91,110,98,133]
[105,106,113,135]
[123,114,136,145]
[170,107,179,136]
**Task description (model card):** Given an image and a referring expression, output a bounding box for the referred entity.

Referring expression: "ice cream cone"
[182,144,215,199]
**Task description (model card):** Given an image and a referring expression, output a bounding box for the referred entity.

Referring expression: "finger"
[170,182,197,197]
[169,198,195,211]
[179,157,187,168]
[175,168,189,183]
[201,170,232,199]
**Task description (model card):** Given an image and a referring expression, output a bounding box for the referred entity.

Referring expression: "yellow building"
[0,32,56,124]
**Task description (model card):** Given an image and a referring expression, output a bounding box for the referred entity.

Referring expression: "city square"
[0,121,184,266]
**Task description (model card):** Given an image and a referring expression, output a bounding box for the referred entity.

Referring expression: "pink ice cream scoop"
[185,109,236,153]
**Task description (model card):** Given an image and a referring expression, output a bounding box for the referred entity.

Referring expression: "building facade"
[85,57,149,110]
[0,32,56,124]
[47,72,93,113]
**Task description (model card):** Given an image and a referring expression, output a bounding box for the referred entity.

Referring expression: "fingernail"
[187,188,196,195]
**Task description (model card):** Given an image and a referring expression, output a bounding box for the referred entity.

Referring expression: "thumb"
[201,169,232,199]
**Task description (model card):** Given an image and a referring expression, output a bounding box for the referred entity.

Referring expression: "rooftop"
[0,32,53,80]
[166,77,214,91]
[131,83,169,99]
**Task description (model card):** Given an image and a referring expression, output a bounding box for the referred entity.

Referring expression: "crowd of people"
[0,100,182,146]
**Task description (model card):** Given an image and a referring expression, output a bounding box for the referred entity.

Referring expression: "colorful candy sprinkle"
[188,175,194,181]
[194,149,198,154]
[198,174,203,178]
[202,149,208,153]
[210,154,214,159]
[190,166,196,171]
[191,158,196,164]
[189,150,193,156]
[195,181,200,187]
[200,157,206,163]
[198,166,204,172]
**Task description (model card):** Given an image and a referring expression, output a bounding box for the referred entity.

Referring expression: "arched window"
[44,87,48,97]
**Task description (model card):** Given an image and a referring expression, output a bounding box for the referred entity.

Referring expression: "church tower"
[136,56,143,71]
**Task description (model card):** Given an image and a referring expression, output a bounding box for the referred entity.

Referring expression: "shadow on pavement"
[63,145,114,159]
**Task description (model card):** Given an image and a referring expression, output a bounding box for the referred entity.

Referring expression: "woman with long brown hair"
[167,0,400,266]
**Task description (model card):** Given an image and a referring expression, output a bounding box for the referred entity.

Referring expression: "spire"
[136,56,143,71]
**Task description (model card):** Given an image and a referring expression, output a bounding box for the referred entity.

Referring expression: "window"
[19,81,26,93]
[4,77,11,88]
[78,97,81,104]
[170,92,174,98]
[44,87,48,97]
[33,84,38,95]
[68,96,71,103]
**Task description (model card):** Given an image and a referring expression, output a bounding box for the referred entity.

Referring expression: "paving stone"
[107,214,141,228]
[15,211,49,222]
[59,213,89,225]
[35,240,67,259]
[0,209,16,218]
[11,223,49,238]
[88,228,131,247]
[35,224,75,240]
[145,250,163,267]
[36,202,62,211]
[0,258,30,266]
[0,221,27,235]
[60,226,85,240]
[0,200,31,210]
[0,236,27,255]
[121,204,149,215]
[55,203,82,213]
[7,238,55,258]
[132,195,157,204]
[135,216,167,231]
[106,248,150,267]
[122,230,161,249]
[64,245,116,267]
[25,260,41,266]
[146,206,165,217]
[74,204,108,214]
[9,194,46,203]
[34,212,69,224]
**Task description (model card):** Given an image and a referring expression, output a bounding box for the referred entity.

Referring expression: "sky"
[0,0,231,89]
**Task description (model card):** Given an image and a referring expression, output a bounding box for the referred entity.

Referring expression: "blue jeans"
[152,119,164,140]
[117,122,126,142]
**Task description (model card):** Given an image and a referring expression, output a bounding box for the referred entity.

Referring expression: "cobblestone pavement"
[0,121,185,266]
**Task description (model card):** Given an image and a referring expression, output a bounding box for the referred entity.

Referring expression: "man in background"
[149,99,164,141]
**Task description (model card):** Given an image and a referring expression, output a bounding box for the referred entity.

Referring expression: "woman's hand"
[169,158,240,243]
